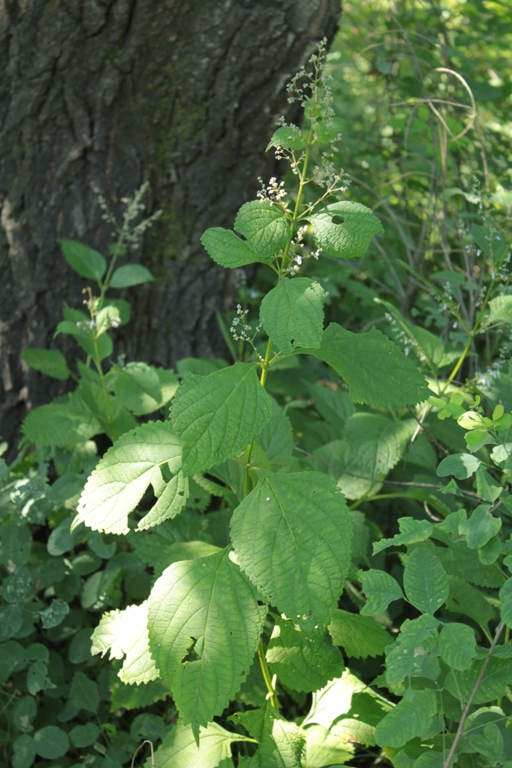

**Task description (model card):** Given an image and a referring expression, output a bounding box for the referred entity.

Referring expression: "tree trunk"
[0,0,341,450]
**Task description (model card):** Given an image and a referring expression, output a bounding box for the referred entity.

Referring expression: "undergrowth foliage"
[3,38,512,768]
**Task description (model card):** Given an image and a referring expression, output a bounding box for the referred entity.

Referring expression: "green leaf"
[384,615,439,686]
[459,504,502,549]
[260,278,325,353]
[69,723,101,748]
[33,726,70,759]
[446,577,495,633]
[439,542,505,588]
[445,656,512,705]
[234,200,290,259]
[303,671,384,729]
[488,295,512,325]
[470,224,507,261]
[307,382,355,431]
[201,228,264,268]
[73,421,186,534]
[39,599,70,628]
[500,577,512,628]
[267,617,344,693]
[302,724,354,767]
[266,124,304,151]
[153,720,239,768]
[437,453,481,479]
[4,567,32,603]
[309,201,383,258]
[343,414,417,482]
[171,363,273,476]
[373,517,434,555]
[439,622,476,670]
[114,362,179,415]
[307,324,428,407]
[328,610,390,659]
[374,689,437,748]
[109,264,155,288]
[256,401,294,460]
[230,470,353,630]
[21,349,70,381]
[403,547,448,615]
[360,570,404,616]
[59,239,107,281]
[0,525,31,568]
[475,467,502,503]
[27,661,55,695]
[147,549,266,731]
[69,671,99,713]
[233,702,305,768]
[12,695,36,732]
[12,734,36,768]
[21,398,101,447]
[91,602,160,684]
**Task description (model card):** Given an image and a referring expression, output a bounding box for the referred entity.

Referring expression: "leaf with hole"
[309,201,383,258]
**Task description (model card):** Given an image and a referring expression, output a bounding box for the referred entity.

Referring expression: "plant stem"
[92,336,118,442]
[443,620,505,768]
[257,641,279,710]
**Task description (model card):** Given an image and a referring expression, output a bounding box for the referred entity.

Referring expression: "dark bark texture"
[0,0,341,449]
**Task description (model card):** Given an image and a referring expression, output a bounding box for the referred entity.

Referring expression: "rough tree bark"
[0,0,341,449]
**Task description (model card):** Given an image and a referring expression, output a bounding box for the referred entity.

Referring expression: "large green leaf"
[230,470,353,630]
[403,546,448,615]
[374,689,437,748]
[109,263,155,288]
[91,602,159,684]
[147,549,266,731]
[439,541,505,588]
[343,413,416,481]
[147,720,239,768]
[171,363,273,476]
[234,200,290,258]
[328,610,390,659]
[439,622,476,670]
[114,362,178,415]
[459,504,502,549]
[446,577,496,633]
[260,278,325,353]
[306,324,428,407]
[201,228,264,268]
[233,702,305,768]
[266,617,344,693]
[73,421,187,534]
[302,724,354,767]
[256,401,294,461]
[437,453,481,480]
[309,201,383,258]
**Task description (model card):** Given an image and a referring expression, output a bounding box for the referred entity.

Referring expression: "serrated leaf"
[309,201,383,258]
[21,399,101,447]
[374,689,437,748]
[234,200,290,258]
[302,724,354,767]
[109,670,169,711]
[152,720,239,768]
[59,239,106,281]
[233,702,305,768]
[328,610,390,659]
[500,577,512,628]
[488,295,512,325]
[266,617,344,693]
[230,470,353,630]
[266,125,304,151]
[147,549,266,730]
[437,452,481,479]
[256,401,294,460]
[343,414,416,482]
[201,228,263,267]
[260,278,325,353]
[403,547,448,615]
[384,615,439,685]
[439,622,476,670]
[459,504,501,549]
[114,362,179,415]
[73,421,185,534]
[307,324,428,407]
[171,363,273,476]
[304,671,370,728]
[373,517,434,555]
[109,263,155,288]
[360,570,404,616]
[21,349,70,381]
[91,602,159,684]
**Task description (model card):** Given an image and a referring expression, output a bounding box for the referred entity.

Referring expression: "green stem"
[92,335,118,442]
[257,642,279,710]
[243,340,273,498]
